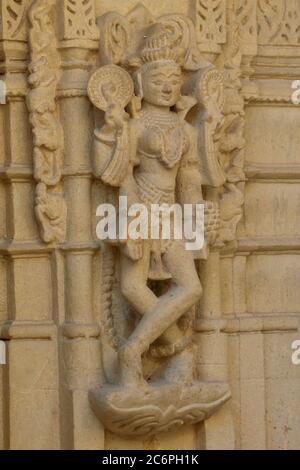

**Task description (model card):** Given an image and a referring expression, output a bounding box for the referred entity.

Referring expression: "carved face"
[141,62,183,107]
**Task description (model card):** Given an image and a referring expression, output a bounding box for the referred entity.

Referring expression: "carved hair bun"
[88,64,134,111]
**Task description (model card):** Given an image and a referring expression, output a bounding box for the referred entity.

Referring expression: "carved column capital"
[0,0,31,73]
[194,0,227,55]
[57,0,99,51]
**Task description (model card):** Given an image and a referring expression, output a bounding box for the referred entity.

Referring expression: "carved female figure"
[91,25,212,387]
[88,15,230,437]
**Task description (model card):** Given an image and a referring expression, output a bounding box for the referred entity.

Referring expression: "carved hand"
[104,103,129,134]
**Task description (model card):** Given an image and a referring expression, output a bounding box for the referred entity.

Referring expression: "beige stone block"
[8,340,59,450]
[62,339,90,389]
[72,390,105,450]
[13,256,52,321]
[5,101,32,166]
[264,332,300,380]
[240,333,264,380]
[10,182,39,241]
[197,364,228,382]
[105,431,144,450]
[245,106,300,165]
[240,378,266,450]
[196,332,227,366]
[265,378,300,450]
[244,182,300,238]
[204,403,235,450]
[227,335,241,449]
[246,254,300,314]
[10,389,59,450]
[155,425,197,450]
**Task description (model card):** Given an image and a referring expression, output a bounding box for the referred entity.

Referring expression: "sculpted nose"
[162,83,172,93]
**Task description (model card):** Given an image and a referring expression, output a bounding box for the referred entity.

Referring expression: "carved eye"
[153,81,163,86]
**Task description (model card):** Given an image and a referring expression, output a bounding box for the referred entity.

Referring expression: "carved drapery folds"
[27,0,67,244]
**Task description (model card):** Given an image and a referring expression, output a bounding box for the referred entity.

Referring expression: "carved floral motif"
[258,0,300,45]
[0,0,29,40]
[60,0,98,40]
[195,0,227,52]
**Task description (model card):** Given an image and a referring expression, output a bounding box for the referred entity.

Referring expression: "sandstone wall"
[0,0,299,450]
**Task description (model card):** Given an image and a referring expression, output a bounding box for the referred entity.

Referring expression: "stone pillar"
[0,0,61,450]
[57,0,104,450]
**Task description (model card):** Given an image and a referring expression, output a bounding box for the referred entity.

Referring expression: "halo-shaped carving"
[159,14,203,70]
[197,67,225,110]
[98,12,130,65]
[88,65,134,111]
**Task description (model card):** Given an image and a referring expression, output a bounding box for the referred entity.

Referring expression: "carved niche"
[87,5,231,438]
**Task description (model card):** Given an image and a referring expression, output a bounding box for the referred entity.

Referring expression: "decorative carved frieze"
[258,0,300,46]
[26,0,67,244]
[0,0,29,41]
[58,0,99,47]
[216,4,246,249]
[195,0,227,53]
[234,0,257,55]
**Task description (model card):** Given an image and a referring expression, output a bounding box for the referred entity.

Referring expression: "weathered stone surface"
[0,0,299,450]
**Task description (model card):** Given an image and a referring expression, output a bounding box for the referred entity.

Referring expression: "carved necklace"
[140,110,184,169]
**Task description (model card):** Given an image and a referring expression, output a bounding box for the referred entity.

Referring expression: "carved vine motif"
[1,0,29,40]
[234,0,257,47]
[27,0,67,244]
[216,10,246,248]
[258,0,300,45]
[62,0,98,40]
[195,0,226,52]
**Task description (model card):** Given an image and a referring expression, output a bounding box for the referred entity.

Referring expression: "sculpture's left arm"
[176,123,203,206]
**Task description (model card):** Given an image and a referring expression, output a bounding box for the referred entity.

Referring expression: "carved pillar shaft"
[57,4,103,445]
[0,0,62,449]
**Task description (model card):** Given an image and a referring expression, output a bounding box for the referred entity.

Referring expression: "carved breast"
[138,111,189,169]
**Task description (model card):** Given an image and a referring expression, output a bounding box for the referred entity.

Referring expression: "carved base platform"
[89,381,231,437]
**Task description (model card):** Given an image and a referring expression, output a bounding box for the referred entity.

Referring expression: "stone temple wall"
[0,0,299,450]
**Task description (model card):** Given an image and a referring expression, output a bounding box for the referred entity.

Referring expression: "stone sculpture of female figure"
[92,25,214,387]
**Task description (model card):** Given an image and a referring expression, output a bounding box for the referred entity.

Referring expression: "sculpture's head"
[140,61,182,107]
[136,24,183,107]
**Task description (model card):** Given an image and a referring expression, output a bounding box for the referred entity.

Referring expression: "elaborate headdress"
[140,23,182,65]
